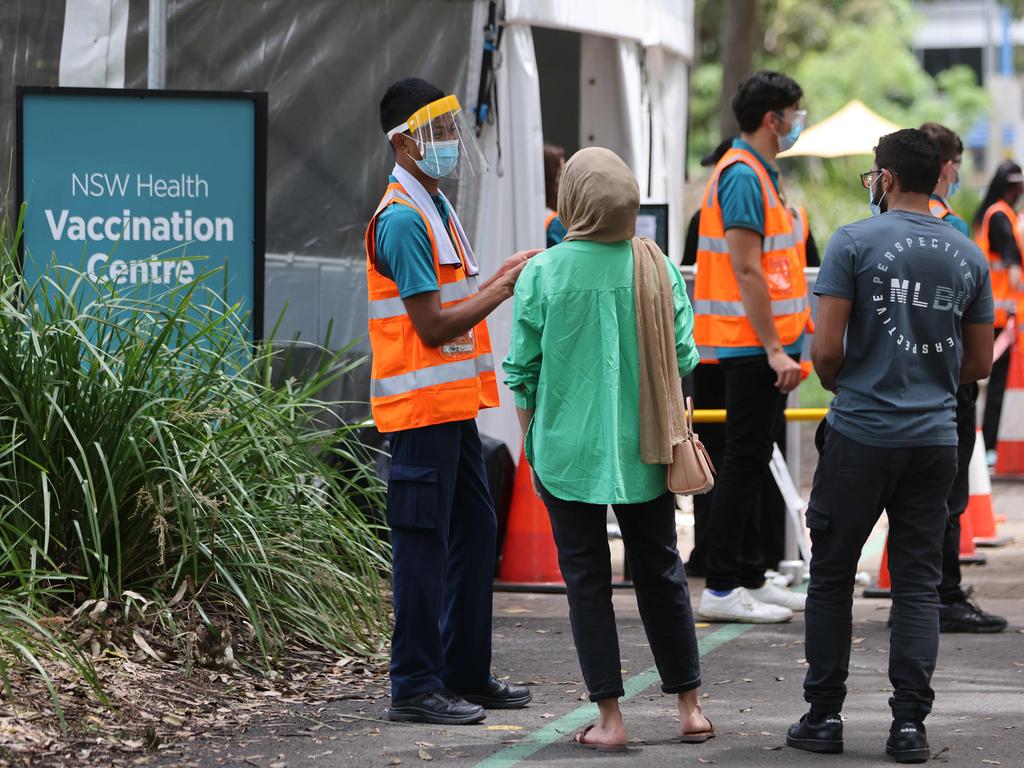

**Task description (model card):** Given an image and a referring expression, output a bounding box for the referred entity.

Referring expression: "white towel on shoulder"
[392,164,479,275]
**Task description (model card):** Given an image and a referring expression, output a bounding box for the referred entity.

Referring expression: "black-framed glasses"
[860,169,897,189]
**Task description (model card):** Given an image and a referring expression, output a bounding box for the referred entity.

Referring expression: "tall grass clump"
[0,203,390,686]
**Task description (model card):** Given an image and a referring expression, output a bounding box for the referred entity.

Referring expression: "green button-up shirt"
[503,239,700,504]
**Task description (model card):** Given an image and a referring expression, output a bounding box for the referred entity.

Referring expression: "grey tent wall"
[2,0,481,432]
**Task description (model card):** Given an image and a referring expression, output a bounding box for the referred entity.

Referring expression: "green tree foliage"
[689,0,989,166]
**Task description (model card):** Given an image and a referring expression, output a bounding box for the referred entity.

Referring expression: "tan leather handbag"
[667,397,716,495]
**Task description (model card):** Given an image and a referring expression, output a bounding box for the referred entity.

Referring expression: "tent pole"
[148,0,167,89]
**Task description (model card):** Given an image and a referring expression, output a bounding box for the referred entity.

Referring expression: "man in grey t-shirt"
[786,129,994,763]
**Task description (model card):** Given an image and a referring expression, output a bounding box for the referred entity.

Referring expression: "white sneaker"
[748,582,806,612]
[697,588,793,623]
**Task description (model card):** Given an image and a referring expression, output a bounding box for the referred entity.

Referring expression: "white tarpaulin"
[504,0,693,60]
[778,99,903,159]
[471,0,694,454]
[59,0,127,87]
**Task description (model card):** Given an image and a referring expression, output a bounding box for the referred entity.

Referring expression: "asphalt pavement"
[167,475,1024,768]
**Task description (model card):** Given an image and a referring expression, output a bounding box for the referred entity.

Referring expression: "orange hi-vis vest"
[974,199,1022,328]
[694,147,810,350]
[929,196,953,220]
[364,181,499,433]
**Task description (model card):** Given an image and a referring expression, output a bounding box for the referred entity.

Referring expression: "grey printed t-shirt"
[815,210,994,448]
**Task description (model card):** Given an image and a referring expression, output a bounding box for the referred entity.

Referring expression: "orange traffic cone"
[958,505,987,565]
[994,309,1024,477]
[863,543,891,598]
[968,428,1011,547]
[496,449,563,588]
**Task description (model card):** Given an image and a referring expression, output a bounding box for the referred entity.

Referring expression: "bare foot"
[680,709,713,737]
[574,721,628,748]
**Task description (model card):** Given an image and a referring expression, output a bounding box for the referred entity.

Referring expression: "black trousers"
[538,484,702,702]
[705,355,789,591]
[387,420,497,701]
[939,383,978,605]
[687,363,787,576]
[982,327,1009,452]
[803,423,956,722]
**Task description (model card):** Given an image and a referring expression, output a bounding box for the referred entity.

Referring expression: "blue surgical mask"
[776,112,805,152]
[949,172,960,198]
[868,175,888,216]
[415,140,460,179]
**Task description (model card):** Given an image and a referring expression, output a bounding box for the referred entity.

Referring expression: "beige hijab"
[558,147,687,465]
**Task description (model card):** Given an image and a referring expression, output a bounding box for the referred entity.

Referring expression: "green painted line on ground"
[473,622,753,768]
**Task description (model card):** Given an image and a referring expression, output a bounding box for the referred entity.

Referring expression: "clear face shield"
[387,95,489,179]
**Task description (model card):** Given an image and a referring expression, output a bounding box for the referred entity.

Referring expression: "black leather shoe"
[886,720,929,763]
[786,712,843,754]
[461,678,532,709]
[939,600,1008,633]
[388,689,485,724]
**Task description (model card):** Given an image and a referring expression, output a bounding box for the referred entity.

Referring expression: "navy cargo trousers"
[386,419,497,702]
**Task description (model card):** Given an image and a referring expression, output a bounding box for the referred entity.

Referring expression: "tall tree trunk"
[719,0,760,139]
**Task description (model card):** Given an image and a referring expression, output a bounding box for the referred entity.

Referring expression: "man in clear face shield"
[365,78,537,725]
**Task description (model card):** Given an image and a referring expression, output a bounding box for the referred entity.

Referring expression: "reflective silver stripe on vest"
[368,280,477,320]
[997,298,1017,310]
[791,215,804,242]
[697,345,718,361]
[697,235,729,253]
[694,296,808,317]
[763,232,800,251]
[371,357,482,399]
[697,232,798,254]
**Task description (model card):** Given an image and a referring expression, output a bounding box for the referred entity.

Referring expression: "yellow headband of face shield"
[386,95,462,139]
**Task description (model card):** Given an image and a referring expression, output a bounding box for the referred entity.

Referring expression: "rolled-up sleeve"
[666,257,700,378]
[502,261,544,409]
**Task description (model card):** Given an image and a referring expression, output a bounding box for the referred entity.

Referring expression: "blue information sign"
[17,87,267,340]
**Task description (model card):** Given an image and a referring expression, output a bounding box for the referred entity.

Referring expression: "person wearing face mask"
[919,123,1008,635]
[367,78,538,724]
[973,160,1024,465]
[693,71,811,624]
[787,129,993,762]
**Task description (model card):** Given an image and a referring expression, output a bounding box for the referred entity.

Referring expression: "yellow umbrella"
[778,99,902,159]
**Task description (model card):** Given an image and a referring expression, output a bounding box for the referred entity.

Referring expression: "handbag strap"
[683,395,695,438]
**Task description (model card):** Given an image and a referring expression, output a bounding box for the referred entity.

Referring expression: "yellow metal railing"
[693,407,829,424]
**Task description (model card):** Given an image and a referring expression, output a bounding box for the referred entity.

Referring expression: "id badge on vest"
[441,328,476,359]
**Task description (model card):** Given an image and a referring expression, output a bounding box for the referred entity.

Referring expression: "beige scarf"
[557,147,686,465]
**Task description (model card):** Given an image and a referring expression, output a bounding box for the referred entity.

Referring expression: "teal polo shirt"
[715,139,803,359]
[373,175,455,298]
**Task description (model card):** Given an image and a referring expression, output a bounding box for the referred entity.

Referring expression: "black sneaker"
[939,600,1008,633]
[886,719,929,763]
[388,689,485,724]
[786,712,843,754]
[461,678,532,709]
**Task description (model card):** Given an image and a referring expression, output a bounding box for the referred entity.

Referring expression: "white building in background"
[913,0,1024,176]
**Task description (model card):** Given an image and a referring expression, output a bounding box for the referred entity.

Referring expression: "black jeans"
[939,383,978,605]
[982,327,1009,452]
[538,484,702,701]
[803,423,956,722]
[705,355,789,591]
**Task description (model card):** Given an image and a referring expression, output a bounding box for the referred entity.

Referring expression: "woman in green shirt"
[503,148,711,751]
